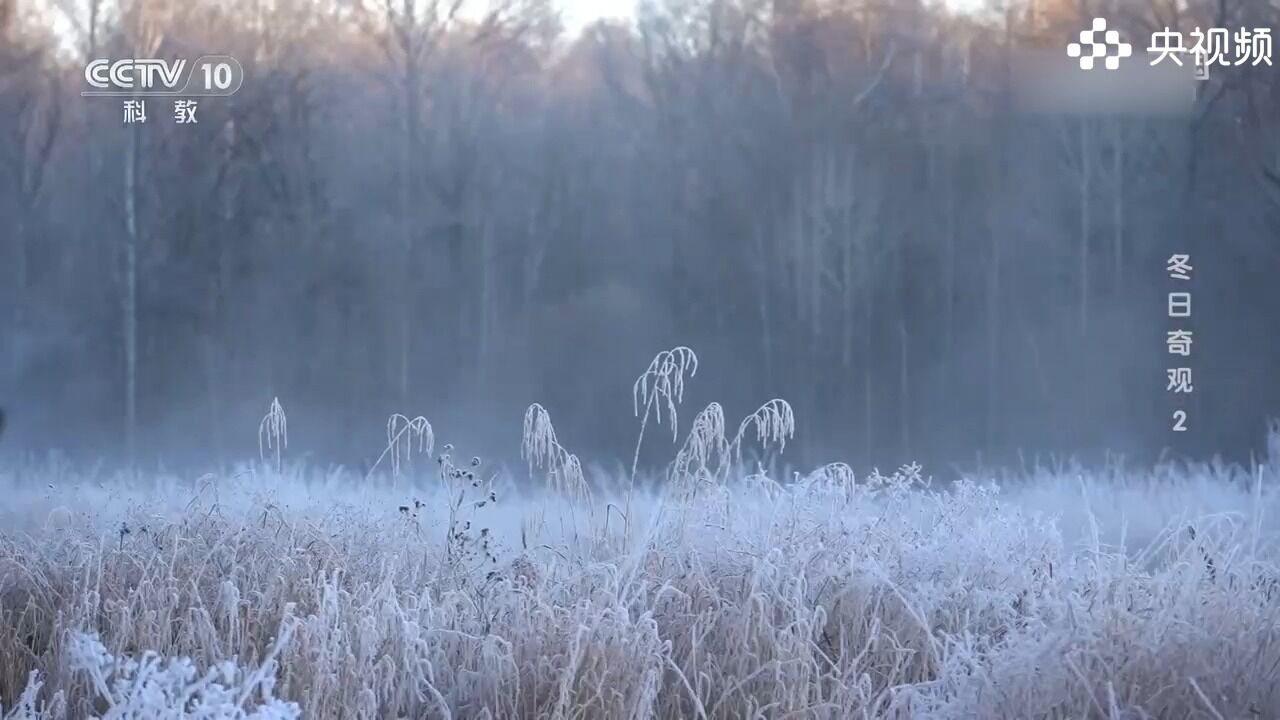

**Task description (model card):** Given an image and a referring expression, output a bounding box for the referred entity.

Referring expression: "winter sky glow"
[556,0,989,36]
[558,0,637,35]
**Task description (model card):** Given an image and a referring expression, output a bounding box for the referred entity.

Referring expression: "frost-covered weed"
[2,364,1278,718]
[3,631,297,719]
[1,460,1274,719]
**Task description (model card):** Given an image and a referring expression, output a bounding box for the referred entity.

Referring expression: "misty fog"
[2,0,1278,474]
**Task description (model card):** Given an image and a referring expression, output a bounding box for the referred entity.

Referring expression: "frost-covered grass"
[1,351,1277,718]
[1,458,1277,719]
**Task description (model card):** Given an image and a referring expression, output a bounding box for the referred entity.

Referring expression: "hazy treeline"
[1,0,1278,472]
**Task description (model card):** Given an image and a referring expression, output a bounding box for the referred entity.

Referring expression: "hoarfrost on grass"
[4,631,298,719]
[3,349,1278,718]
[2,459,1276,719]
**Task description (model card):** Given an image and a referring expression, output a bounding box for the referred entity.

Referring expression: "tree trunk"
[122,122,140,468]
[476,217,493,384]
[206,138,234,467]
[1080,119,1091,336]
[1112,119,1124,288]
[399,19,421,408]
[899,319,910,459]
[944,111,957,360]
[10,217,26,381]
[985,203,1001,455]
[863,281,874,464]
[753,225,775,387]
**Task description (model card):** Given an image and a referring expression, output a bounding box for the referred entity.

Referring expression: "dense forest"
[1,0,1278,472]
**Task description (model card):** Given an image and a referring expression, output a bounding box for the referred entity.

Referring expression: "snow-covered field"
[1,452,1276,718]
[1,361,1277,718]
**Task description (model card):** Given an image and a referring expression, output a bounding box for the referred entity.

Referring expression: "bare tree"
[115,0,167,467]
[0,28,61,382]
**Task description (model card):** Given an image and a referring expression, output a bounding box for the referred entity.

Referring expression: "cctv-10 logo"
[82,55,244,97]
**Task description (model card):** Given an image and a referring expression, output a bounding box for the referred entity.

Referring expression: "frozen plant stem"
[522,403,591,537]
[366,413,435,485]
[626,346,697,544]
[258,397,287,474]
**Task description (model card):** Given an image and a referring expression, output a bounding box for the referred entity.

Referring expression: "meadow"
[1,349,1277,719]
